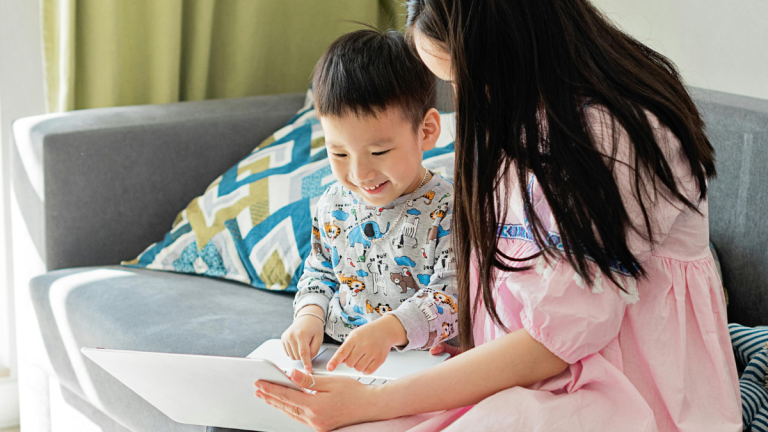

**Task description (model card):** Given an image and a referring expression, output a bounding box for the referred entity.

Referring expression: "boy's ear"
[419,108,441,152]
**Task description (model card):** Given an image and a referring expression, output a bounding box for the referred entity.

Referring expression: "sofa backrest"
[693,88,768,327]
[14,82,766,325]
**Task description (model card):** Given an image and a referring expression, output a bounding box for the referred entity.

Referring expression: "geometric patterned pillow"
[122,88,457,292]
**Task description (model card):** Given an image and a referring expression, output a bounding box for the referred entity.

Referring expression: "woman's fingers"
[289,368,315,389]
[254,380,311,408]
[428,343,445,355]
[444,344,461,357]
[429,342,461,358]
[288,368,335,392]
[255,391,312,427]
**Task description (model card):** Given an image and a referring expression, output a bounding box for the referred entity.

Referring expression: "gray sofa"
[10,88,768,431]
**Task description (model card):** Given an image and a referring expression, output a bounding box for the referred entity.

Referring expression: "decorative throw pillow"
[122,88,456,292]
[730,323,768,431]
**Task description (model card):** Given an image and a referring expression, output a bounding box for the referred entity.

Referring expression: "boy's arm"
[387,203,457,351]
[293,194,339,318]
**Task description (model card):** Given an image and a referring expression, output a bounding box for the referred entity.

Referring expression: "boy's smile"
[321,106,441,207]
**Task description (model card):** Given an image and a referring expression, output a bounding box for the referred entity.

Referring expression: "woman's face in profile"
[413,31,454,90]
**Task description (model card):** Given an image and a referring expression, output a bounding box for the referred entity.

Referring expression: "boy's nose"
[350,164,376,183]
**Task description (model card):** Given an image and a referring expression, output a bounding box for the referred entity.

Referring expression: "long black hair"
[406,0,716,351]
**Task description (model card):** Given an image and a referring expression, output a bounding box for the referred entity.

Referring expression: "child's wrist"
[295,312,325,326]
[294,304,324,318]
[379,314,408,347]
[294,304,326,327]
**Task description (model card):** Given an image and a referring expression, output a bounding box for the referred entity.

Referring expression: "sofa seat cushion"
[30,266,294,432]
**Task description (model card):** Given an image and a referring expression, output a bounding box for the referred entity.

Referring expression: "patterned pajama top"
[293,174,457,350]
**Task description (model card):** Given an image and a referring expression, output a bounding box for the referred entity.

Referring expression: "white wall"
[594,0,768,100]
[0,0,47,427]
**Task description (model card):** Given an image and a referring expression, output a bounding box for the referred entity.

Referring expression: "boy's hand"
[327,314,407,375]
[281,305,325,373]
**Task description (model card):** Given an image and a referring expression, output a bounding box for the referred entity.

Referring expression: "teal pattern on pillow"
[122,88,456,292]
[730,323,768,431]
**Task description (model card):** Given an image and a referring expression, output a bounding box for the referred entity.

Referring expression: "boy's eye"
[372,150,391,156]
[332,153,347,158]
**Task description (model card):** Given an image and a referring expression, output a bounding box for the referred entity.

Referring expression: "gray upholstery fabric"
[693,88,768,327]
[12,93,306,272]
[30,266,294,432]
[58,385,133,432]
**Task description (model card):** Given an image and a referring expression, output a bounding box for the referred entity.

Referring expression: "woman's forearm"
[370,328,568,420]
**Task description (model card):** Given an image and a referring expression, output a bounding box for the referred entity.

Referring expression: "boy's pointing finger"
[298,347,313,374]
[327,343,350,371]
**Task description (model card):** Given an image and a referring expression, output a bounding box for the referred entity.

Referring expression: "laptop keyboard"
[355,376,388,386]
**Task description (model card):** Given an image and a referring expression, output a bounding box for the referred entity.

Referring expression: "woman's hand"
[429,341,462,358]
[282,305,326,373]
[327,314,407,374]
[255,369,381,432]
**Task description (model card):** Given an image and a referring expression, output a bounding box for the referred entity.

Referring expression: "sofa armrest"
[12,93,306,271]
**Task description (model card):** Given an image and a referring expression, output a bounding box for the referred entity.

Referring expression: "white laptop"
[82,339,449,432]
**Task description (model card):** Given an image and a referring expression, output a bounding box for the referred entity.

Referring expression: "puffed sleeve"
[508,255,633,364]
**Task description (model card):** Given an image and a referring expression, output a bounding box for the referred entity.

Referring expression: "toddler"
[282,28,457,375]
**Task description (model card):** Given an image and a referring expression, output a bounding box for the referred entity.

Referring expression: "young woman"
[254,1,742,430]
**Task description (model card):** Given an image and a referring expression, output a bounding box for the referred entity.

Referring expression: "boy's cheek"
[328,162,348,185]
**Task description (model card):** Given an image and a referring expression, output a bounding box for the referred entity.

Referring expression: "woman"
[255,1,741,430]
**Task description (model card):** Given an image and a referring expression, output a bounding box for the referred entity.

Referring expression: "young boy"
[282,28,457,375]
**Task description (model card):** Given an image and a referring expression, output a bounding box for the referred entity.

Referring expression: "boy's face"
[321,107,441,207]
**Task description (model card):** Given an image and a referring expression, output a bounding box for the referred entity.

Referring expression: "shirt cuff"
[293,293,330,318]
[387,302,430,351]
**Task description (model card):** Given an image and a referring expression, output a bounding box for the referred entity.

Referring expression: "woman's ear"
[419,108,442,152]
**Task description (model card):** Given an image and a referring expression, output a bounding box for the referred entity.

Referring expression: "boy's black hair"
[313,28,437,129]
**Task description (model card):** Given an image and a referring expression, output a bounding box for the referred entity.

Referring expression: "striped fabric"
[730,323,768,431]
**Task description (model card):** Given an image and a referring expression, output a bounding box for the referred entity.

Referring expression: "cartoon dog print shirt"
[293,173,458,350]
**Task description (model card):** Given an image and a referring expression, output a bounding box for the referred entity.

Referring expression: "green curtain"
[42,0,408,112]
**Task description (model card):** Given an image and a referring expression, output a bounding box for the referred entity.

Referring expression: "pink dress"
[341,106,742,431]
